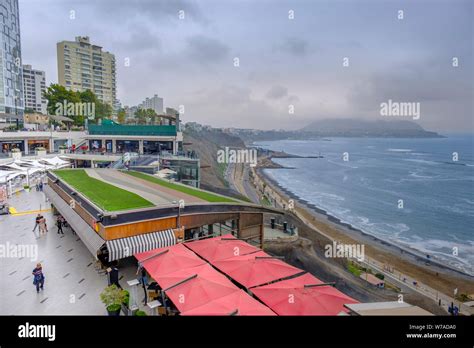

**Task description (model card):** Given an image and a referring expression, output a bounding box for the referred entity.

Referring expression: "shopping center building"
[45,168,280,265]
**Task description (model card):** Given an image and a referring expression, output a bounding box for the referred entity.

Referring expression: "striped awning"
[44,185,105,259]
[106,229,176,262]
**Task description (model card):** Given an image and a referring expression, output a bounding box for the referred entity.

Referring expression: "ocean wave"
[388,148,412,152]
[404,158,439,165]
[327,159,358,169]
[408,171,436,179]
[402,238,474,276]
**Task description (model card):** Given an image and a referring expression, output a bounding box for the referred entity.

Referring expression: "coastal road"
[228,159,469,315]
[226,162,260,204]
[252,169,472,315]
[353,256,471,315]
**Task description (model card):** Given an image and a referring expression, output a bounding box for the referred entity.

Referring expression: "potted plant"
[121,289,131,315]
[35,146,47,157]
[59,145,67,154]
[23,185,30,192]
[11,148,22,160]
[100,284,126,316]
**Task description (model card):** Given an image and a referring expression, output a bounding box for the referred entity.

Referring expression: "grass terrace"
[123,171,238,203]
[53,169,155,211]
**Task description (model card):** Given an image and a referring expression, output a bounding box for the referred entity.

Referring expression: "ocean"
[256,135,474,276]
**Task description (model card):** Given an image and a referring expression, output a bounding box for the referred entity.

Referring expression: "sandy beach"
[215,148,474,314]
[254,166,474,299]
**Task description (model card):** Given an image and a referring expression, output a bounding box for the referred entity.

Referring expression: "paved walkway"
[0,188,149,315]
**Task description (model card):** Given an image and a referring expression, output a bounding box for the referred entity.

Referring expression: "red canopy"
[211,250,303,289]
[180,289,276,316]
[185,235,260,262]
[154,263,228,290]
[165,271,239,313]
[252,272,323,289]
[135,243,206,280]
[251,285,358,315]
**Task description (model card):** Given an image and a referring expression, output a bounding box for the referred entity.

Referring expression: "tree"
[43,84,80,116]
[95,100,113,122]
[134,108,147,125]
[145,108,159,124]
[117,109,126,124]
[43,84,113,126]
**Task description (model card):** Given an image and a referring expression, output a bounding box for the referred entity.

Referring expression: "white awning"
[44,185,105,258]
[106,229,176,262]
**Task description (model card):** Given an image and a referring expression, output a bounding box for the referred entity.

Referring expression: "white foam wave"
[388,148,412,152]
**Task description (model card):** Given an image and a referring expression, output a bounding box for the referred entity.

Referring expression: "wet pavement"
[0,187,146,315]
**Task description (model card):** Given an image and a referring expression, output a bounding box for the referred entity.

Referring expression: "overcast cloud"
[19,0,473,132]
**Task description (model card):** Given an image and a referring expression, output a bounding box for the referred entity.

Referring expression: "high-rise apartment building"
[22,64,47,114]
[139,94,163,114]
[0,0,24,121]
[57,36,116,107]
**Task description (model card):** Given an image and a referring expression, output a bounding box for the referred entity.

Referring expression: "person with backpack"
[32,263,45,293]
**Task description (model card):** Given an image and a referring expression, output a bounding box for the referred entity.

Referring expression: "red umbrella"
[155,263,228,290]
[135,243,206,280]
[251,285,358,315]
[252,272,323,289]
[181,289,276,316]
[185,235,260,262]
[212,251,303,289]
[165,271,239,313]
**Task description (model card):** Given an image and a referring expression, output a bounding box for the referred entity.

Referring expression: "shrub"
[122,290,130,306]
[375,273,385,281]
[100,284,127,311]
[135,310,147,316]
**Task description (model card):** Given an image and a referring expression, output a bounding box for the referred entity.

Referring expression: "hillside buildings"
[22,64,47,114]
[139,94,163,114]
[57,36,116,107]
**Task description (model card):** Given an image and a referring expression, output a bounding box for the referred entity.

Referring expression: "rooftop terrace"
[52,169,238,212]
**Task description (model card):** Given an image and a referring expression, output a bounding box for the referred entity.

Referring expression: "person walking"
[32,263,45,293]
[56,216,64,235]
[136,266,148,305]
[33,214,42,233]
[38,216,48,235]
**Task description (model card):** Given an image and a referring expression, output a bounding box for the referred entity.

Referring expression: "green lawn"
[123,171,238,203]
[347,262,362,277]
[54,169,154,211]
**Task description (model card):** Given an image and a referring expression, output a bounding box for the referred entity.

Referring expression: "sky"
[19,0,473,132]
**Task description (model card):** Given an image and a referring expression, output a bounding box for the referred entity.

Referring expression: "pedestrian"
[136,266,148,305]
[39,182,43,192]
[32,263,45,293]
[35,182,40,192]
[32,214,42,233]
[56,216,64,234]
[39,216,48,235]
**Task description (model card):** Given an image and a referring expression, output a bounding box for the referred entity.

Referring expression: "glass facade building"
[0,0,24,118]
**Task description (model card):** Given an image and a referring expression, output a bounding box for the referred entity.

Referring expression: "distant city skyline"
[19,0,473,132]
